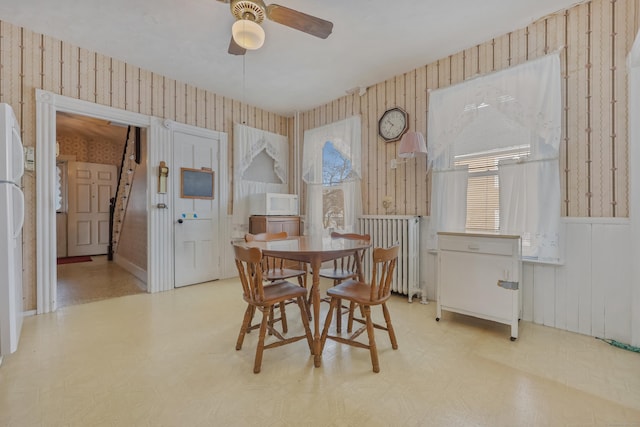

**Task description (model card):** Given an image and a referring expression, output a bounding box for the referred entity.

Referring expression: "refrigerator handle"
[12,127,24,181]
[12,185,24,239]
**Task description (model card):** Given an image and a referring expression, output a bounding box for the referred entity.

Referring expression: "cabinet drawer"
[249,215,301,236]
[439,235,518,257]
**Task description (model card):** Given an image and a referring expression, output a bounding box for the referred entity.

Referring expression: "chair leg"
[307,282,318,320]
[363,305,380,373]
[254,306,270,374]
[347,302,356,333]
[298,276,312,321]
[279,301,288,333]
[236,304,253,351]
[296,296,314,353]
[267,306,275,335]
[382,303,398,350]
[336,297,342,333]
[320,298,339,351]
[246,305,256,334]
[347,302,364,333]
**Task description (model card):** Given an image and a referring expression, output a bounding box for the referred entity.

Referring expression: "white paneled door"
[67,161,117,256]
[173,131,220,287]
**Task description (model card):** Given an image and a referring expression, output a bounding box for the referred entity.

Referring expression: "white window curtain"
[426,53,562,261]
[302,116,362,235]
[426,166,469,246]
[498,158,561,261]
[232,123,289,225]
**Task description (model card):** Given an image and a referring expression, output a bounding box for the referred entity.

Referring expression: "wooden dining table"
[242,234,371,367]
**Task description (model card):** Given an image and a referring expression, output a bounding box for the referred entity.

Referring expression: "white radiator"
[357,215,423,302]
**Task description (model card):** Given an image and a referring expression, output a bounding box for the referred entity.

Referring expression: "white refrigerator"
[0,103,25,357]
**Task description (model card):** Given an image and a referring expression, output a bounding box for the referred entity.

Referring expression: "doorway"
[54,111,147,307]
[36,90,231,314]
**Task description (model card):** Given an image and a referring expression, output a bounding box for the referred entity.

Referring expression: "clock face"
[378,107,408,142]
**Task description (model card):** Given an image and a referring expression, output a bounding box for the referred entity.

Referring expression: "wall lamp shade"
[390,131,427,169]
[397,131,427,158]
[232,19,265,50]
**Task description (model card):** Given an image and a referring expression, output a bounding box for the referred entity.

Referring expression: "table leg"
[310,258,322,367]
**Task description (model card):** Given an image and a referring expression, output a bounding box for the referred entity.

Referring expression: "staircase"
[109,126,140,258]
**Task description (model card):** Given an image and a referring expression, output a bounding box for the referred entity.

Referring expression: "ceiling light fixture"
[232,19,265,50]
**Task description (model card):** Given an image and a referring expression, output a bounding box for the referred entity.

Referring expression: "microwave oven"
[249,192,299,216]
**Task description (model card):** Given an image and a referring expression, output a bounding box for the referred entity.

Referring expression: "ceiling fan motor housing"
[231,0,266,23]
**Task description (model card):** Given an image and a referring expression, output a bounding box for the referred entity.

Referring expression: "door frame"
[35,90,229,313]
[628,32,640,347]
[36,90,149,313]
[35,89,230,314]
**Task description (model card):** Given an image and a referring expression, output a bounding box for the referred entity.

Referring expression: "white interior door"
[173,131,220,287]
[67,161,116,257]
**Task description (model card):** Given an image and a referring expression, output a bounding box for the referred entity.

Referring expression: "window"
[454,146,530,232]
[322,142,354,230]
[302,115,362,235]
[427,53,562,262]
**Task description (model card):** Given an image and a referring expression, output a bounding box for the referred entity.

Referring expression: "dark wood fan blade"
[228,36,246,55]
[266,4,333,39]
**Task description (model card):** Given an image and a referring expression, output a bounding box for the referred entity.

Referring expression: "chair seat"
[326,279,389,305]
[264,268,307,282]
[318,267,356,281]
[248,280,308,306]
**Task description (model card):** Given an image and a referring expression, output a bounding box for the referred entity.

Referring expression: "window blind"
[455,148,529,232]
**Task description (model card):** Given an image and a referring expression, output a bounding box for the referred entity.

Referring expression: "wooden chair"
[318,232,371,332]
[320,244,400,373]
[233,244,313,373]
[245,232,309,330]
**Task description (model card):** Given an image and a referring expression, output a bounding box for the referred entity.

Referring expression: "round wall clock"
[378,107,408,142]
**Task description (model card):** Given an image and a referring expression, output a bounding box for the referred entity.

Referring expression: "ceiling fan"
[216,0,333,55]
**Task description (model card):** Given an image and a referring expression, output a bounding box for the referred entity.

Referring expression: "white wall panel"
[521,264,534,322]
[592,223,632,341]
[419,218,632,343]
[562,222,592,335]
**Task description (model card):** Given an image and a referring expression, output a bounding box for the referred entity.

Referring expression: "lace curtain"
[427,166,469,246]
[427,53,562,262]
[232,123,289,225]
[302,116,362,235]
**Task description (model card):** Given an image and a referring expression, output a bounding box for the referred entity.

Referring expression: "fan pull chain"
[242,54,246,124]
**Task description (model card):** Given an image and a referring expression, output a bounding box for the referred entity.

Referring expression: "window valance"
[235,122,288,184]
[232,123,289,225]
[428,53,562,171]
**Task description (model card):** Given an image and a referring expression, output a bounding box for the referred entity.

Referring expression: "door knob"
[177,218,184,224]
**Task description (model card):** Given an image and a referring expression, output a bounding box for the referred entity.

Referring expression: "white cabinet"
[436,232,522,340]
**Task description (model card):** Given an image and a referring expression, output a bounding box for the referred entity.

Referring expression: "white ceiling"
[0,0,580,116]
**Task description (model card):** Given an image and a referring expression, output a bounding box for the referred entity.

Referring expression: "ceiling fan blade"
[228,36,247,55]
[266,4,333,39]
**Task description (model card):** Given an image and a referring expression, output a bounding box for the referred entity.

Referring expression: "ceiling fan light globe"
[232,19,265,50]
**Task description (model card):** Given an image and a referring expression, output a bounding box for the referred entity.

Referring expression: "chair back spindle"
[234,245,266,303]
[369,245,399,302]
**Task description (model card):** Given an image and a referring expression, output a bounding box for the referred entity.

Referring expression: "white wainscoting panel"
[591,223,632,341]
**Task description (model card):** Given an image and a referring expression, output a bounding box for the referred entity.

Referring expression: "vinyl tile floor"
[1,276,639,426]
[56,255,146,308]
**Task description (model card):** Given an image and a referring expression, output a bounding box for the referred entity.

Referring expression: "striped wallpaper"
[2,0,639,310]
[297,0,640,219]
[0,19,291,310]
